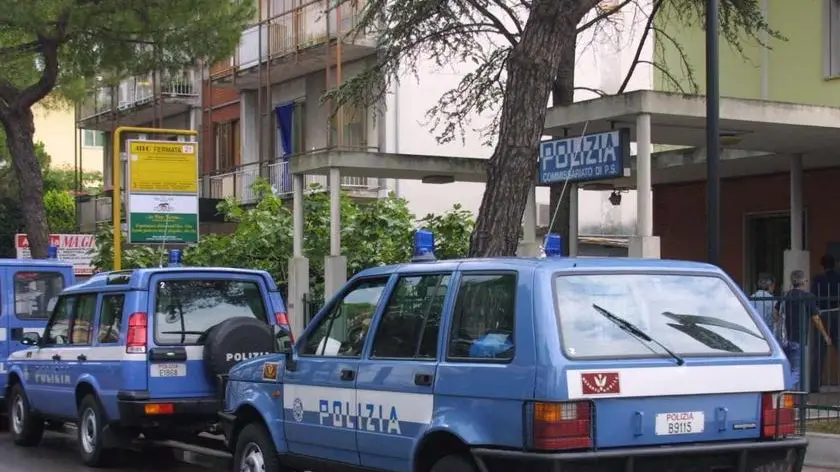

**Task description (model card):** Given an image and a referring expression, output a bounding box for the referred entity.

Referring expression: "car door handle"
[340,369,355,381]
[52,354,61,361]
[77,354,87,362]
[414,373,433,386]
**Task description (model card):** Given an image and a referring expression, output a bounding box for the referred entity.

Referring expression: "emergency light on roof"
[47,245,58,260]
[412,229,436,262]
[543,233,563,257]
[168,249,183,268]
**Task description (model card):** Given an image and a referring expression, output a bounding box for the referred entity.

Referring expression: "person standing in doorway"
[775,270,833,392]
[750,273,776,330]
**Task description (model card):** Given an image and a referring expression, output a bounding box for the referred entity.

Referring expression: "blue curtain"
[275,102,295,157]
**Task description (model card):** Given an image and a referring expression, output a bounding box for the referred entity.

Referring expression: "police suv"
[0,257,74,399]
[5,258,292,467]
[220,230,807,472]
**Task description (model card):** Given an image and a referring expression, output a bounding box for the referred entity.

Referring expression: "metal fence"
[747,288,840,434]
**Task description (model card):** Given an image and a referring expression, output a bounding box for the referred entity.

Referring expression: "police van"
[5,256,292,467]
[0,257,74,399]
[220,231,807,472]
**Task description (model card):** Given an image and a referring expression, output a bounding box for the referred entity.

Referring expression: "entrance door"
[745,211,808,292]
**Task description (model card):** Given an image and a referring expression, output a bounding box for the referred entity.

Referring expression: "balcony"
[201,158,382,204]
[210,0,378,88]
[76,195,114,233]
[76,69,200,130]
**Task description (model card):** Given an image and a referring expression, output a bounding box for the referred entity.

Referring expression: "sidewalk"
[806,433,840,470]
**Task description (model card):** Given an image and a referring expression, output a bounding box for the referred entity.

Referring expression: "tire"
[77,394,115,467]
[234,423,282,472]
[430,454,478,472]
[8,384,44,447]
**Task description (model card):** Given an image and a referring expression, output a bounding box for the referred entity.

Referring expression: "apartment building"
[32,104,101,173]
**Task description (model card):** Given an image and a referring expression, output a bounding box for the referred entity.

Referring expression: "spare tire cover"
[202,317,276,380]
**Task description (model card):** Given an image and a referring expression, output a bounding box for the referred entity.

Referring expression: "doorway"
[744,211,809,293]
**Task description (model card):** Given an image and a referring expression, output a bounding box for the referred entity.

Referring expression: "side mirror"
[284,343,297,372]
[20,332,40,346]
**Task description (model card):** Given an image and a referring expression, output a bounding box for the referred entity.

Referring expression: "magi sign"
[15,233,96,276]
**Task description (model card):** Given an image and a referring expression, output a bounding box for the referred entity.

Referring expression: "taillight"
[275,312,294,342]
[530,401,592,450]
[761,392,796,438]
[126,312,148,354]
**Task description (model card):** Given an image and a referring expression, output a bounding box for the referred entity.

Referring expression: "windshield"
[154,279,267,345]
[554,273,771,358]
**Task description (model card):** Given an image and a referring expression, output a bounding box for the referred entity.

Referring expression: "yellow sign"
[262,362,278,381]
[128,140,198,193]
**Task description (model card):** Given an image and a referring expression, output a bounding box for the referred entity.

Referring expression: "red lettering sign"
[581,372,621,395]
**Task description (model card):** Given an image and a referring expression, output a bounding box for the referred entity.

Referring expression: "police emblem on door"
[293,398,304,422]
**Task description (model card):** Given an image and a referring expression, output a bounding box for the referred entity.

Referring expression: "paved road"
[0,429,832,472]
[0,430,215,472]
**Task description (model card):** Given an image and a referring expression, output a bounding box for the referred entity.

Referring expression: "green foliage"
[43,166,103,194]
[44,189,75,233]
[91,179,474,298]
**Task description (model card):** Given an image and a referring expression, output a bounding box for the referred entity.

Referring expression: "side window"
[300,278,389,357]
[371,274,451,359]
[447,273,517,361]
[98,295,125,344]
[44,296,76,345]
[71,294,98,345]
[14,271,66,320]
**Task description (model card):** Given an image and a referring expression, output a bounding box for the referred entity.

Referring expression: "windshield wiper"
[592,304,685,365]
[661,312,763,339]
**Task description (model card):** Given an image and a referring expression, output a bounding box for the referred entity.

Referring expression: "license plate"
[655,411,704,435]
[151,363,187,378]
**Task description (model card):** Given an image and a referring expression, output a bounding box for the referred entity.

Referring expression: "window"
[154,279,267,345]
[214,120,240,171]
[300,278,389,357]
[15,271,66,320]
[828,0,840,77]
[98,294,125,344]
[329,102,367,148]
[83,129,105,148]
[554,273,771,359]
[44,296,75,345]
[371,274,451,359]
[447,273,517,361]
[71,294,97,345]
[275,101,306,158]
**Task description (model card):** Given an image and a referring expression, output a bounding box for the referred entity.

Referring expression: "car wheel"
[77,394,115,467]
[8,384,44,447]
[430,454,478,472]
[234,423,283,472]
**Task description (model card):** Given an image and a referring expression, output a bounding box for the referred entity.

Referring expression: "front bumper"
[472,437,808,472]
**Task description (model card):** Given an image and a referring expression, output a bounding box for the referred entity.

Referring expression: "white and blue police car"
[5,251,292,467]
[220,230,806,472]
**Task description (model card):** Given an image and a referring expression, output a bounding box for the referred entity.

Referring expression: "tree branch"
[489,0,524,36]
[617,0,662,94]
[639,60,687,93]
[575,86,607,96]
[576,0,635,34]
[462,0,519,46]
[18,37,61,109]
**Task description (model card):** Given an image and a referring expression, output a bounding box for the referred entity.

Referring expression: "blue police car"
[220,231,806,472]
[0,257,74,399]
[5,257,292,467]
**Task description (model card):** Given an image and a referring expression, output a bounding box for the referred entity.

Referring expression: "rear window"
[554,273,771,359]
[154,279,267,345]
[14,271,66,320]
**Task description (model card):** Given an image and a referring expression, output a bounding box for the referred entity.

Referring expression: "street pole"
[706,0,721,265]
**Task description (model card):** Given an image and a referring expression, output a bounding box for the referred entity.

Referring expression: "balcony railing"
[77,70,199,121]
[210,0,374,79]
[202,158,381,203]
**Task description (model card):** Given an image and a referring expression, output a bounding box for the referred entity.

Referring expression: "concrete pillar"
[517,185,539,257]
[325,167,347,299]
[783,154,809,290]
[629,113,661,258]
[288,173,309,336]
[569,184,579,256]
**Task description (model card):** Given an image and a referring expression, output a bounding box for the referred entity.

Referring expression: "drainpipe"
[760,0,769,99]
[393,73,400,198]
